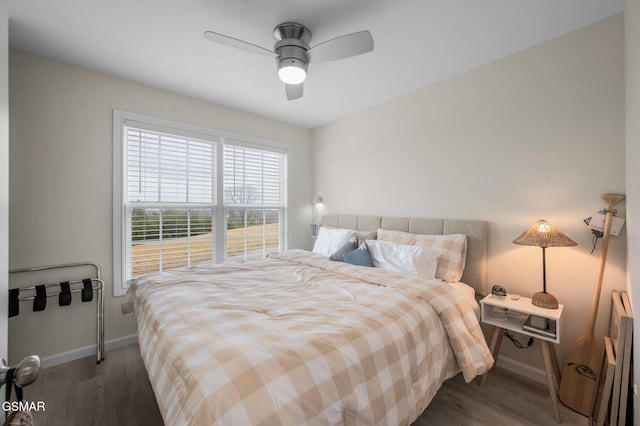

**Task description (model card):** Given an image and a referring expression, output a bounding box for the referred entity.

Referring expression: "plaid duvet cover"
[132,249,493,425]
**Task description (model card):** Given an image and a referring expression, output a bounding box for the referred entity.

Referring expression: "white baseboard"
[495,354,547,384]
[40,334,138,369]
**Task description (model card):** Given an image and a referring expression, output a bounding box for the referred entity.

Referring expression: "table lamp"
[513,219,576,309]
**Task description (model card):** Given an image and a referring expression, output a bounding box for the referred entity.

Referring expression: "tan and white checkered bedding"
[133,249,493,425]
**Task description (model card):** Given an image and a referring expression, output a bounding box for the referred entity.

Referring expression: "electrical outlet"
[309,223,319,238]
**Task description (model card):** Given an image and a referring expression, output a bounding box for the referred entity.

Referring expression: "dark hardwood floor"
[23,343,588,425]
[25,344,162,426]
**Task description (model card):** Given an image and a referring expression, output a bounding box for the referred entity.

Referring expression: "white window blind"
[127,128,215,204]
[124,126,217,279]
[113,111,290,296]
[223,143,286,261]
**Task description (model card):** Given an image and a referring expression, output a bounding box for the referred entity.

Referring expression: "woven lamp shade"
[514,220,576,309]
[513,219,577,248]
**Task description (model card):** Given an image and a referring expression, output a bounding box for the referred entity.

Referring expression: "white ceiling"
[8,0,623,129]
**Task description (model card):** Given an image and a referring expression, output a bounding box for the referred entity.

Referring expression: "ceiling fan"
[203,22,374,100]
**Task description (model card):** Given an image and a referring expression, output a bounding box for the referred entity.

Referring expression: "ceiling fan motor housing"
[273,22,311,70]
[273,22,311,44]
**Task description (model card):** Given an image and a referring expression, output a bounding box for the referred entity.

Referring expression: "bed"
[128,215,494,425]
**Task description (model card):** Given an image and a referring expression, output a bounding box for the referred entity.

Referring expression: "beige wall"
[313,14,626,381]
[8,50,313,363]
[625,0,640,405]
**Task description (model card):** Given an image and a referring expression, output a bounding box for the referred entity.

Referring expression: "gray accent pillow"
[344,246,373,267]
[329,237,358,261]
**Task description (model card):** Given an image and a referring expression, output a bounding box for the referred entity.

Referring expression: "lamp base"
[532,291,559,309]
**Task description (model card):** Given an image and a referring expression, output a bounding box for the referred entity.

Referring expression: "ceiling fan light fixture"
[277,58,307,85]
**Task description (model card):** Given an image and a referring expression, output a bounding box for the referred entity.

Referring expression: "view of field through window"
[129,208,282,277]
[124,124,287,280]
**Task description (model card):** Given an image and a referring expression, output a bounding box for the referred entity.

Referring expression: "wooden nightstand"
[479,294,564,422]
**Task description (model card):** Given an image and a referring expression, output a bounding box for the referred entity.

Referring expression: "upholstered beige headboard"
[320,215,489,296]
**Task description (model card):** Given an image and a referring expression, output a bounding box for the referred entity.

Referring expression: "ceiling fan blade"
[309,30,373,62]
[286,83,303,100]
[203,31,274,57]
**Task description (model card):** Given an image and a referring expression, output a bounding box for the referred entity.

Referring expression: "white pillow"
[365,239,438,277]
[312,227,356,257]
[378,228,467,282]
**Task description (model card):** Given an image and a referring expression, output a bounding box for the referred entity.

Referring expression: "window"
[223,143,286,262]
[113,111,290,296]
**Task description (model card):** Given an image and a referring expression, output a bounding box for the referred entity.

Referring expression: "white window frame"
[113,110,292,296]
